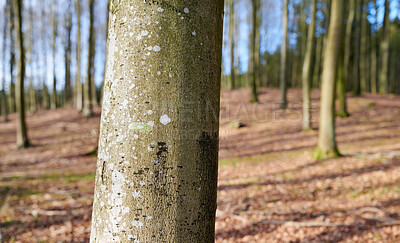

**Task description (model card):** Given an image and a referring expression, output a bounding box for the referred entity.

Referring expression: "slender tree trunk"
[315,0,344,159]
[64,1,72,105]
[28,0,36,113]
[302,0,317,130]
[91,30,98,107]
[280,0,288,109]
[75,0,82,111]
[51,1,57,109]
[250,0,258,102]
[90,1,224,241]
[360,1,370,93]
[370,1,378,94]
[83,0,94,118]
[14,0,30,149]
[228,0,235,90]
[379,0,390,94]
[352,0,362,96]
[9,1,16,113]
[337,44,349,117]
[2,2,9,122]
[312,35,322,88]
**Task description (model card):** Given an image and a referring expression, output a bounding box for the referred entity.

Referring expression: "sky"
[0,0,399,91]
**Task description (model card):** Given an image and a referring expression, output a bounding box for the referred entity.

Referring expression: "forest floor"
[1,88,400,242]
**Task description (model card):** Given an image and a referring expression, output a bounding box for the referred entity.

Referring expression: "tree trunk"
[75,0,82,112]
[90,1,224,242]
[379,0,390,94]
[51,1,57,109]
[28,0,36,113]
[64,1,72,106]
[315,0,344,159]
[301,0,317,130]
[14,0,30,149]
[360,1,370,92]
[249,0,259,102]
[280,0,288,109]
[352,0,362,96]
[83,0,94,118]
[9,0,16,113]
[336,43,349,117]
[2,1,9,122]
[228,0,235,90]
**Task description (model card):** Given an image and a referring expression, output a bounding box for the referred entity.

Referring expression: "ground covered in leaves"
[1,88,400,242]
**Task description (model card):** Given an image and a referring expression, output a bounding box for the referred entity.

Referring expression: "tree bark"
[301,0,317,130]
[14,0,30,149]
[280,0,288,109]
[315,0,344,159]
[90,1,224,242]
[250,0,259,102]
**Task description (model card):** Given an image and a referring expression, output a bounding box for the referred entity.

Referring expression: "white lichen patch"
[153,45,161,52]
[184,8,189,13]
[132,220,144,228]
[129,122,153,133]
[139,181,146,186]
[192,31,196,36]
[160,114,171,125]
[157,7,164,12]
[132,190,141,198]
[141,30,149,36]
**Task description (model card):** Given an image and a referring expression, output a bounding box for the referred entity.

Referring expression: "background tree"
[64,0,72,105]
[51,0,57,109]
[280,0,288,109]
[83,0,94,118]
[1,1,9,122]
[14,0,30,149]
[315,0,344,159]
[228,0,236,90]
[379,0,390,94]
[301,0,317,130]
[75,0,82,112]
[90,0,224,241]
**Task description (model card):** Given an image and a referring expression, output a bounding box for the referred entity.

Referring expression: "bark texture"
[315,0,343,159]
[90,0,224,242]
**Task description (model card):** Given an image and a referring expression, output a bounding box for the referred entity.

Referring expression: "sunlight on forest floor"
[1,88,400,242]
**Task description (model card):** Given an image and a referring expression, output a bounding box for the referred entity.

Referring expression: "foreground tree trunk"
[280,0,288,109]
[249,0,259,102]
[379,0,390,94]
[14,0,30,149]
[314,0,344,159]
[301,0,317,130]
[75,0,82,112]
[83,0,94,118]
[90,1,224,242]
